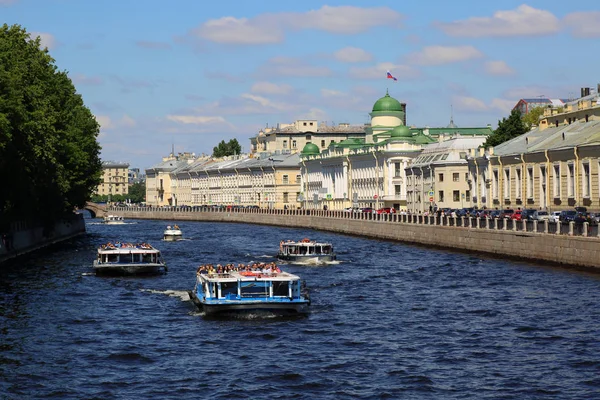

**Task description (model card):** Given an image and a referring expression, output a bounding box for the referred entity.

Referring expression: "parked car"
[511,210,523,221]
[489,210,502,219]
[559,210,578,223]
[375,207,395,214]
[532,210,550,221]
[500,209,515,219]
[358,207,374,214]
[521,209,537,221]
[549,211,561,223]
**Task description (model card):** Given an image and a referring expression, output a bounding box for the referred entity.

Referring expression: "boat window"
[220,282,237,297]
[107,254,119,263]
[240,281,270,297]
[272,281,288,297]
[142,253,153,263]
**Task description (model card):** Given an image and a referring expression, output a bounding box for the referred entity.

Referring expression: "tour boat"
[93,242,167,275]
[277,238,336,263]
[163,225,183,241]
[103,214,125,225]
[189,268,310,315]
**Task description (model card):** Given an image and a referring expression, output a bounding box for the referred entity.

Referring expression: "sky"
[2,0,600,170]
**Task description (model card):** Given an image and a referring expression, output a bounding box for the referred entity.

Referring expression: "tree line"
[0,24,102,230]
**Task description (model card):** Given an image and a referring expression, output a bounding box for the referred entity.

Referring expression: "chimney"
[597,83,600,94]
[585,87,590,96]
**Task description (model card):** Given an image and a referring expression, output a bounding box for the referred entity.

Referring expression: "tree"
[128,182,146,203]
[521,106,545,129]
[483,109,528,148]
[212,138,242,157]
[0,24,102,228]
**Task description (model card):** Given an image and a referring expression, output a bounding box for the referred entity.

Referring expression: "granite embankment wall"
[0,214,86,265]
[115,209,600,270]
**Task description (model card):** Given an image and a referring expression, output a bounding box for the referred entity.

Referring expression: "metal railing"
[106,206,600,238]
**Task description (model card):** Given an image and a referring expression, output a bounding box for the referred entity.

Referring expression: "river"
[1,216,600,399]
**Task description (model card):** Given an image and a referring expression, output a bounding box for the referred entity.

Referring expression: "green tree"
[521,106,545,129]
[128,181,146,203]
[212,138,242,157]
[483,109,528,148]
[0,24,102,228]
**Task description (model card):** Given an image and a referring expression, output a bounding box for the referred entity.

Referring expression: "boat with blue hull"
[189,266,310,315]
[277,238,336,263]
[93,242,167,275]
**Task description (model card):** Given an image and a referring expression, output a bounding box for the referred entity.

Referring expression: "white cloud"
[333,46,373,63]
[295,6,402,34]
[251,81,293,95]
[30,31,57,49]
[192,16,284,45]
[563,11,600,38]
[72,74,103,85]
[166,115,227,125]
[410,45,483,65]
[190,6,402,45]
[436,5,560,37]
[95,115,113,130]
[348,62,420,80]
[258,56,332,77]
[299,108,328,121]
[119,115,137,128]
[321,89,345,98]
[502,85,554,99]
[453,96,516,114]
[453,96,489,112]
[484,60,515,76]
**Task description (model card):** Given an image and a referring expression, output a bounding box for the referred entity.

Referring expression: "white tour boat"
[189,264,310,315]
[103,215,125,225]
[93,242,167,275]
[277,238,336,263]
[163,225,183,241]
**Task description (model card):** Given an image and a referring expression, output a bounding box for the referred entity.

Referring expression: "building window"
[394,162,401,177]
[453,190,460,202]
[292,140,297,149]
[453,173,459,182]
[504,169,510,199]
[303,122,307,126]
[438,173,444,182]
[568,163,574,197]
[515,168,522,199]
[283,192,289,203]
[465,172,469,181]
[305,134,311,140]
[493,170,499,199]
[583,163,590,197]
[321,140,325,148]
[395,185,401,196]
[465,190,470,200]
[296,174,301,183]
[283,140,288,149]
[553,164,560,197]
[283,175,289,184]
[527,167,534,198]
[438,191,444,202]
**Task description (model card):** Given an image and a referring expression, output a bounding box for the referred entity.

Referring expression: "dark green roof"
[372,91,402,112]
[390,125,411,138]
[301,143,320,155]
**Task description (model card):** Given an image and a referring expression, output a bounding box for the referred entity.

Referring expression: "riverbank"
[107,207,600,271]
[0,214,86,265]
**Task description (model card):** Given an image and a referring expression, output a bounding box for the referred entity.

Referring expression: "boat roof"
[98,243,159,253]
[198,270,301,282]
[281,240,332,246]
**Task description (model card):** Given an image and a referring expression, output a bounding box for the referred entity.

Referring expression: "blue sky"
[3,0,600,170]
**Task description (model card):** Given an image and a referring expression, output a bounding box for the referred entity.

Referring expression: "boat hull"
[163,234,182,242]
[277,254,336,263]
[93,261,167,275]
[189,291,309,315]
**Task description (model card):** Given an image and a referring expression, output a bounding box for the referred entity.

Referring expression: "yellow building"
[96,161,129,201]
[145,152,197,206]
[468,90,600,212]
[250,119,367,155]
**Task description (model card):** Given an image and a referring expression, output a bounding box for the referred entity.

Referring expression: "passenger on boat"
[174,225,179,230]
[167,225,171,229]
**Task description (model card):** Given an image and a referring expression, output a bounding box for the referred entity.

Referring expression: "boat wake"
[140,289,191,302]
[293,258,339,266]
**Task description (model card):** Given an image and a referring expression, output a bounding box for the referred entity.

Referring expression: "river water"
[1,216,600,399]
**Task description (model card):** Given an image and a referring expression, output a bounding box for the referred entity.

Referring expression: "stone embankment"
[110,207,600,271]
[0,214,86,265]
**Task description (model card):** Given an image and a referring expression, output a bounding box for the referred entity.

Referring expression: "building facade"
[468,90,600,212]
[96,161,130,200]
[145,152,198,206]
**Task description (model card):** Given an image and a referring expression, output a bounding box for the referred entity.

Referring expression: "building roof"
[372,91,403,113]
[410,137,488,167]
[492,120,600,156]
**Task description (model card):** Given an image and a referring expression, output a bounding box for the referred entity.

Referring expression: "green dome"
[372,91,402,112]
[301,143,320,155]
[390,125,411,138]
